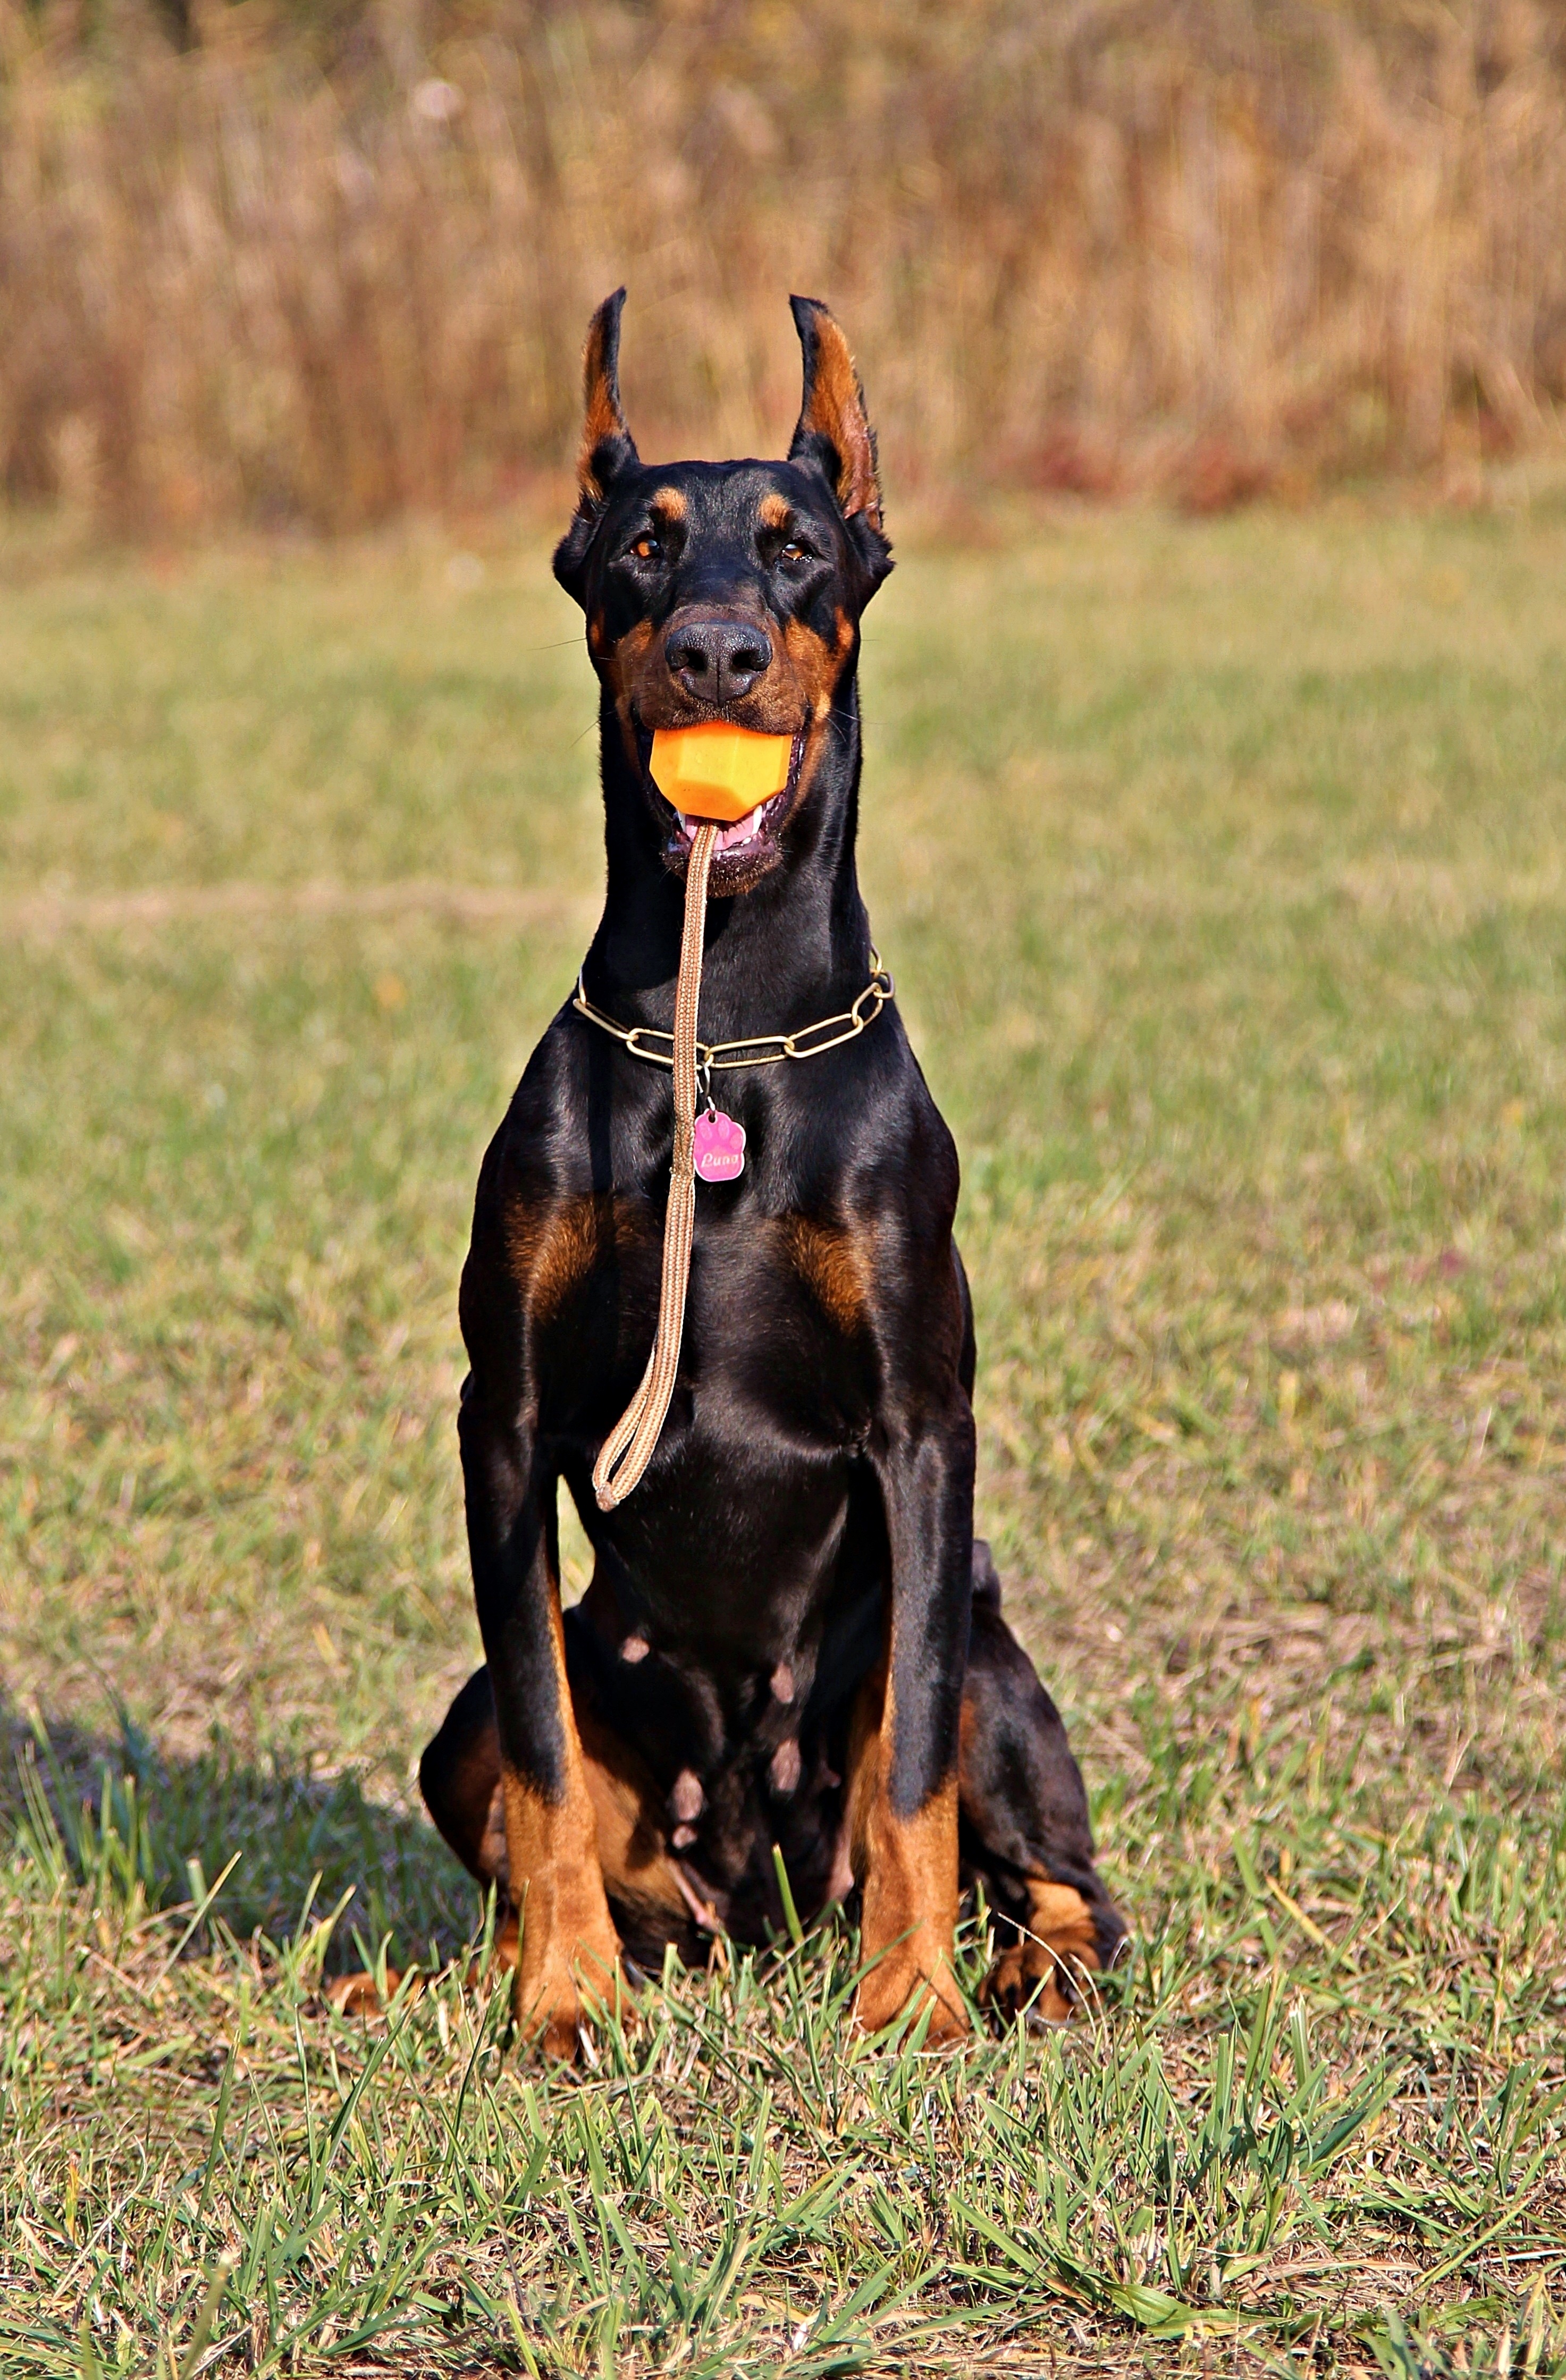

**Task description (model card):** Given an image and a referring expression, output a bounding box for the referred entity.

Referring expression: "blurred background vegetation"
[5,0,1566,533]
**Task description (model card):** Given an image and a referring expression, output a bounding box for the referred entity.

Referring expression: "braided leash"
[592,822,719,1511]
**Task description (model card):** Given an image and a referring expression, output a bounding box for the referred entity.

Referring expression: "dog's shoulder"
[753,1029,965,1399]
[473,1004,594,1194]
[461,1008,660,1348]
[828,1028,961,1242]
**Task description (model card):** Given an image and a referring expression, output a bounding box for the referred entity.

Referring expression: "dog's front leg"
[460,1390,623,2057]
[849,1400,976,2044]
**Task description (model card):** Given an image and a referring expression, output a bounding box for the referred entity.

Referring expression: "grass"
[1,497,1564,2376]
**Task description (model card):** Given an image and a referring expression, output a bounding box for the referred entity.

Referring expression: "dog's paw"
[526,1995,590,2062]
[853,1947,970,2048]
[979,1880,1108,2028]
[515,1942,630,2062]
[324,1967,423,2021]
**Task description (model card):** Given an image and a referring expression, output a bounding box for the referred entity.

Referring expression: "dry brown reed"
[4,0,1566,530]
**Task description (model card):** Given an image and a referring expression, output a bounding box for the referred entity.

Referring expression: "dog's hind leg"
[419,1646,696,1974]
[420,1665,510,1893]
[959,1541,1126,2024]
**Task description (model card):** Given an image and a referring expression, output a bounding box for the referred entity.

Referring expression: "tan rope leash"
[584,856,894,1512]
[591,823,718,1512]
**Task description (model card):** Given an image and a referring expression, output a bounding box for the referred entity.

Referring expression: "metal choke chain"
[573,957,894,1070]
[591,823,718,1511]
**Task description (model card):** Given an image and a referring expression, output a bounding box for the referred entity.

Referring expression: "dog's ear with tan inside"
[787,295,893,591]
[554,286,640,603]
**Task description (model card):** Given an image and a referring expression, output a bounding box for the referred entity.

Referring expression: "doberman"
[416,292,1125,2055]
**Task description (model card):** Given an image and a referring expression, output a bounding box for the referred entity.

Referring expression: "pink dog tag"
[693,1107,746,1183]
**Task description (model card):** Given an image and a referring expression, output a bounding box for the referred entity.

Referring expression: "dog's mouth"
[638,725,806,888]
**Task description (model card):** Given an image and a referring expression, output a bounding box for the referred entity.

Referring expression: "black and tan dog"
[416,292,1124,2055]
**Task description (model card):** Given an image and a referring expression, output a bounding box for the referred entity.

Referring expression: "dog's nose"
[664,615,772,706]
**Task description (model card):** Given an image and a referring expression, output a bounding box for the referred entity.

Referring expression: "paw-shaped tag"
[693,1107,746,1183]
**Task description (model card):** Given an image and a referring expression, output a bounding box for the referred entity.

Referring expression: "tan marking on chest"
[782,1215,868,1331]
[507,1194,649,1325]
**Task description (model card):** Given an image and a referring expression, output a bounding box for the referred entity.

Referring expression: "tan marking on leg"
[331,1642,647,2037]
[573,1697,690,1928]
[846,1663,967,2044]
[568,1571,691,1935]
[502,1598,625,2057]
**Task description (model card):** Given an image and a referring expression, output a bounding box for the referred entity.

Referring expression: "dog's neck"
[581,676,874,1041]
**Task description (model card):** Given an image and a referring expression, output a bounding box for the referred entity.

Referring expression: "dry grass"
[6,0,1566,529]
[2,499,1565,2371]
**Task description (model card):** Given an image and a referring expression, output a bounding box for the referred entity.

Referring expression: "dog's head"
[554,291,893,894]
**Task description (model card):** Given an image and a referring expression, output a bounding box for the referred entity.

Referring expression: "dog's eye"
[632,534,662,563]
[778,540,812,566]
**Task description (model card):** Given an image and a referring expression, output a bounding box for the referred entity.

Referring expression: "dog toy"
[650,723,793,823]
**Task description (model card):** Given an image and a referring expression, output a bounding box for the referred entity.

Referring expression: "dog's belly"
[570,1423,878,1698]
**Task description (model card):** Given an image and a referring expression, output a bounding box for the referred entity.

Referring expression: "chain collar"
[572,949,894,1073]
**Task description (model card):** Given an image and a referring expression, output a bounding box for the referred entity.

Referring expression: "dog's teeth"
[679,799,769,854]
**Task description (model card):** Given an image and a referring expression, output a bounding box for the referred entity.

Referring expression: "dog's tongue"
[679,801,769,853]
[651,723,793,825]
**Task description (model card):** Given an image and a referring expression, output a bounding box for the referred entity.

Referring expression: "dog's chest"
[662,1215,874,1485]
[517,1180,876,1427]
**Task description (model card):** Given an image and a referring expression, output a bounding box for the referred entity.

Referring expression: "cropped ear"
[787,296,883,531]
[553,288,639,605]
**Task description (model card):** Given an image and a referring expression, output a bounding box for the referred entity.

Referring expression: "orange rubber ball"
[650,724,794,822]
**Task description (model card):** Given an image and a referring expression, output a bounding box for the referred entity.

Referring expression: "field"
[2,497,1564,2376]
